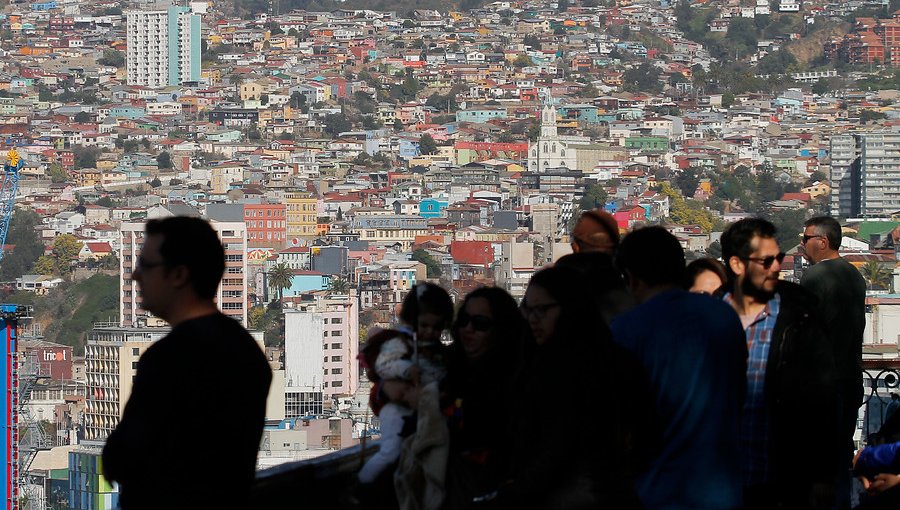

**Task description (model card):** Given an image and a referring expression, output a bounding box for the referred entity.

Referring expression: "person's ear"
[727,256,745,278]
[169,265,192,290]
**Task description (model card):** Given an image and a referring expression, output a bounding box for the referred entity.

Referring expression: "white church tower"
[528,100,577,172]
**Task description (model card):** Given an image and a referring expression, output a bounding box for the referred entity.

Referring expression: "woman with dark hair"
[442,286,527,510]
[685,257,728,295]
[503,266,659,509]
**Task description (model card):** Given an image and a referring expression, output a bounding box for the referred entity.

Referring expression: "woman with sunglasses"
[443,286,527,510]
[502,266,659,510]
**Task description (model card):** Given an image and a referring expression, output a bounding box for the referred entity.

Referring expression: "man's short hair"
[616,226,685,287]
[571,209,620,253]
[805,216,842,251]
[720,218,777,278]
[145,217,225,299]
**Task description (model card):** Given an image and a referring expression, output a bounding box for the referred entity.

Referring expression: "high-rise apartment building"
[126,6,201,88]
[83,325,165,442]
[119,219,248,327]
[830,130,900,218]
[283,295,359,419]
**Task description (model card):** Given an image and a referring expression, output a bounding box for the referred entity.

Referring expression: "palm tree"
[860,261,892,291]
[329,276,350,295]
[268,263,293,303]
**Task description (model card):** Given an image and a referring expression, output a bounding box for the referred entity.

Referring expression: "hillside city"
[4,0,900,506]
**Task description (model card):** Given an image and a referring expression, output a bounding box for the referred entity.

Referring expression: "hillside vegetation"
[7,274,119,355]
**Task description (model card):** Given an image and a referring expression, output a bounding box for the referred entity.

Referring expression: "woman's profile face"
[522,285,561,345]
[690,269,724,295]
[458,297,494,359]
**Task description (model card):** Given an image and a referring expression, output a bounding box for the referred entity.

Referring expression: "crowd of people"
[354,212,900,510]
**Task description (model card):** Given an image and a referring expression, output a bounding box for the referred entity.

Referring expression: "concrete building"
[285,192,319,243]
[283,294,360,419]
[831,130,900,218]
[126,6,201,88]
[82,325,165,442]
[494,240,535,300]
[119,218,248,327]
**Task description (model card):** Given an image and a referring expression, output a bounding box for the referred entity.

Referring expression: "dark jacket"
[765,282,841,495]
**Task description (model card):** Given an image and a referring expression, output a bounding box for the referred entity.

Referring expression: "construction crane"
[0,149,24,263]
[2,304,31,510]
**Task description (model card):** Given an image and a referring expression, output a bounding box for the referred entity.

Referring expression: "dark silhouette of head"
[451,286,524,363]
[400,282,454,345]
[145,216,225,300]
[616,226,686,294]
[571,209,620,254]
[804,216,841,251]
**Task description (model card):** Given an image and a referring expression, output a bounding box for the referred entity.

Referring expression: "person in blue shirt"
[611,226,748,510]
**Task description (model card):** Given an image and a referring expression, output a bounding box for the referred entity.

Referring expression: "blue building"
[109,105,146,120]
[284,271,331,296]
[419,198,448,218]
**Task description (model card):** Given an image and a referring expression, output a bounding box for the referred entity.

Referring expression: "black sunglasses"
[802,234,825,244]
[456,314,494,332]
[743,252,786,269]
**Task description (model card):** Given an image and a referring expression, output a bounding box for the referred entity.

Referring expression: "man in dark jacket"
[800,216,867,509]
[102,217,272,509]
[721,218,840,510]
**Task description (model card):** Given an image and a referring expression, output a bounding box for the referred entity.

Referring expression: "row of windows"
[324,356,343,362]
[249,232,284,240]
[323,330,343,337]
[324,318,343,324]
[324,368,342,374]
[249,220,285,229]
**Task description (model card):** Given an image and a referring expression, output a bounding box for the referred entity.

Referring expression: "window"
[323,331,328,337]
[331,368,342,375]
[331,343,341,349]
[132,361,138,369]
[132,348,139,356]
[331,318,342,324]
[331,330,342,337]
[332,381,343,387]
[324,357,328,362]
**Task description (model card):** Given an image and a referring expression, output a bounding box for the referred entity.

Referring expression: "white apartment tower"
[126,7,201,88]
[119,219,249,327]
[283,295,360,419]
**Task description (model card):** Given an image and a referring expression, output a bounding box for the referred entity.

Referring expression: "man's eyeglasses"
[802,234,825,244]
[520,302,560,319]
[137,256,166,271]
[456,314,494,332]
[743,252,786,269]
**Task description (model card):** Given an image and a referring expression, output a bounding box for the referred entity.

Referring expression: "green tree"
[32,255,56,275]
[860,260,892,290]
[707,240,722,259]
[73,146,99,169]
[418,134,438,155]
[150,177,162,187]
[51,234,81,276]
[97,49,125,68]
[156,151,172,169]
[323,113,351,136]
[579,183,608,210]
[411,249,442,278]
[513,54,533,68]
[329,276,350,294]
[74,111,91,123]
[268,262,293,302]
[0,209,45,280]
[48,163,67,183]
[98,253,119,270]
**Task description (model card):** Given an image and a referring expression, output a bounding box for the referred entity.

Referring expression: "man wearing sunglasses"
[800,216,866,510]
[721,218,839,510]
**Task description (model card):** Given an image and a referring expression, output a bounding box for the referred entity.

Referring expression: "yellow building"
[801,181,831,199]
[285,192,318,240]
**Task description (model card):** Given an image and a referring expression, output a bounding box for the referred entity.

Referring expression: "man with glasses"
[801,216,866,510]
[721,218,839,510]
[102,217,272,509]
